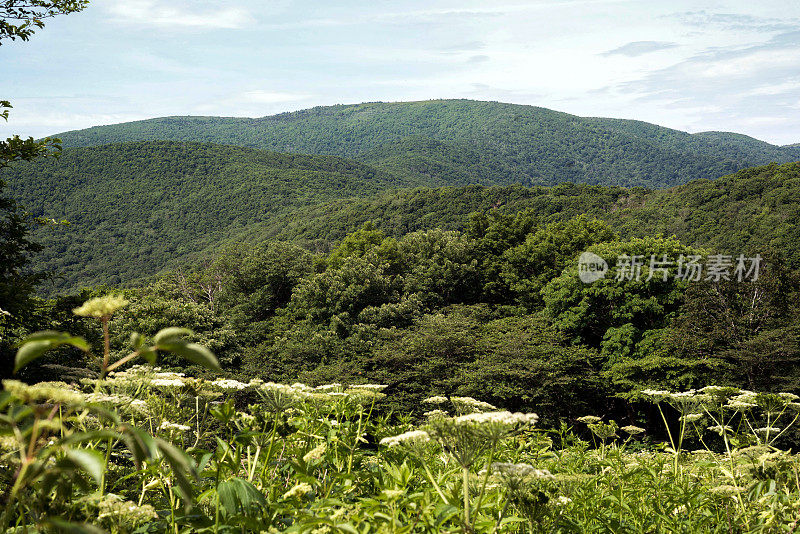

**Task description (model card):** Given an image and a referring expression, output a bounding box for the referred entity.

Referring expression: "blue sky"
[1,0,799,144]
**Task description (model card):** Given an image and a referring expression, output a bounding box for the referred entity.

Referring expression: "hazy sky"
[2,0,799,144]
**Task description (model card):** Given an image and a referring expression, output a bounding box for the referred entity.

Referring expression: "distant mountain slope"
[3,141,417,291]
[53,100,800,189]
[217,162,800,269]
[5,135,800,294]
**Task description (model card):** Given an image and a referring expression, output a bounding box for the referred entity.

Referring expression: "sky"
[1,0,799,145]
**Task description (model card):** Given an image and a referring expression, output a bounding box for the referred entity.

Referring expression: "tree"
[1,0,87,43]
[500,216,617,310]
[1,0,88,376]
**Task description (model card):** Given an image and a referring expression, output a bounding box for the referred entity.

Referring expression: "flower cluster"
[379,430,431,448]
[72,295,129,318]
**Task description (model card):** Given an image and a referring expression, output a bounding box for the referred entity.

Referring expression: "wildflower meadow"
[4,296,800,533]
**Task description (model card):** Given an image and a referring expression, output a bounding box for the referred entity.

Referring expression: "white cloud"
[103,0,253,29]
[241,91,312,104]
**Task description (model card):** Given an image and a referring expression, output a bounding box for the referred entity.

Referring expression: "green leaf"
[119,425,158,468]
[65,448,105,486]
[157,339,220,371]
[14,331,89,373]
[153,327,193,344]
[23,330,90,350]
[139,346,157,365]
[129,332,143,349]
[217,477,266,515]
[155,437,198,505]
[15,340,51,372]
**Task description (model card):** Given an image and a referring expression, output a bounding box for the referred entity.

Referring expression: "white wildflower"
[380,430,431,448]
[621,425,645,435]
[727,400,757,411]
[73,295,129,318]
[151,378,185,387]
[422,396,448,404]
[451,396,497,412]
[491,462,553,480]
[576,415,602,424]
[454,411,538,426]
[303,443,327,462]
[283,482,312,500]
[315,383,342,391]
[159,421,191,432]
[212,379,249,390]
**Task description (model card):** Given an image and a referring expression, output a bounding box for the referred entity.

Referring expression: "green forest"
[54,100,800,189]
[5,1,800,531]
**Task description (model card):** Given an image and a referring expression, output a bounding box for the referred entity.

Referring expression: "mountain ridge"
[50,99,800,189]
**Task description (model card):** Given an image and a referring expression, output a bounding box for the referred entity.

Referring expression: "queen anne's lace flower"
[454,411,538,426]
[621,425,645,435]
[151,378,185,387]
[315,383,342,391]
[576,415,601,424]
[422,396,448,404]
[380,430,431,448]
[491,462,553,479]
[727,399,757,411]
[159,421,191,432]
[283,483,312,499]
[451,396,497,412]
[96,493,157,524]
[212,379,249,390]
[73,295,129,318]
[2,380,84,405]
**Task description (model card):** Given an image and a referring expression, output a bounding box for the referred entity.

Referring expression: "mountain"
[53,100,800,189]
[7,135,799,295]
[209,162,800,269]
[4,141,418,291]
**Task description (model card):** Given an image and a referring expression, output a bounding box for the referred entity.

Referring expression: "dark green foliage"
[242,162,800,272]
[650,255,800,393]
[54,100,800,189]
[607,162,800,269]
[500,216,617,309]
[371,309,607,422]
[2,140,418,293]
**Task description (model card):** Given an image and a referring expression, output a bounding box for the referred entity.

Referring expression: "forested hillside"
[3,141,418,291]
[218,162,800,268]
[5,135,800,294]
[53,100,800,188]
